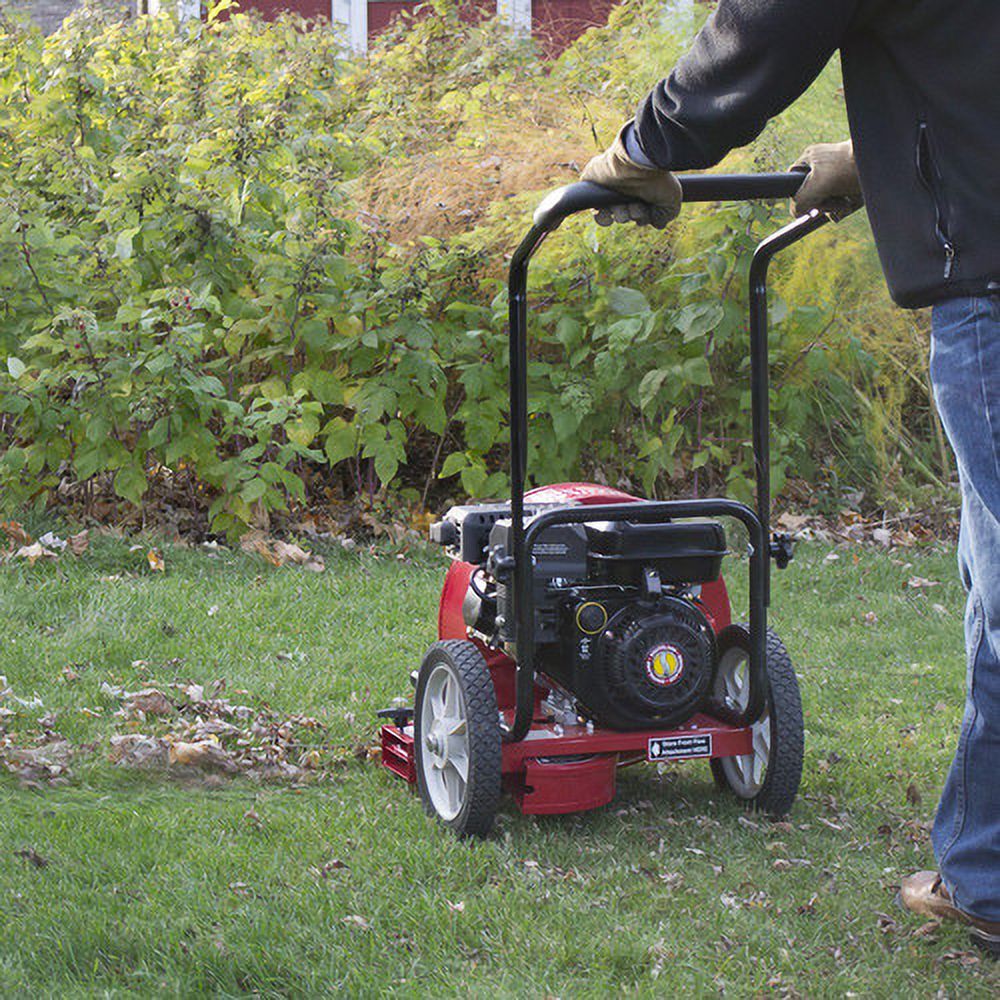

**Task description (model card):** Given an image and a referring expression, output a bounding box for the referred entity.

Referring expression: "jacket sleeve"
[634,0,861,171]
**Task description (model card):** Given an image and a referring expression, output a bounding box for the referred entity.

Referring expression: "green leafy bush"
[0,1,946,534]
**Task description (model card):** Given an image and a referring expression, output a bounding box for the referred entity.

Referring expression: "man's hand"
[790,140,863,220]
[580,122,682,229]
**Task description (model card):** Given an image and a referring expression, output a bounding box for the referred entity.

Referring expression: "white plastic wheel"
[419,662,472,820]
[414,641,501,837]
[713,644,772,798]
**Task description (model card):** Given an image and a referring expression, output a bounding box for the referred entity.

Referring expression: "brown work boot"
[899,871,1000,958]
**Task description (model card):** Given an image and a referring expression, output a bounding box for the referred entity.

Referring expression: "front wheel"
[709,624,803,816]
[414,640,502,838]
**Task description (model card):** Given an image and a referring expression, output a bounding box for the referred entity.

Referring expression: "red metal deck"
[380,714,753,814]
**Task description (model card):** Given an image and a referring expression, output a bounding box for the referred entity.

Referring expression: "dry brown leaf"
[272,541,310,565]
[312,858,348,879]
[67,530,89,556]
[5,741,74,783]
[109,734,169,769]
[775,512,810,532]
[124,688,175,717]
[1,521,32,546]
[168,740,240,773]
[907,576,940,590]
[14,847,50,869]
[243,808,263,828]
[13,542,58,566]
[939,949,980,966]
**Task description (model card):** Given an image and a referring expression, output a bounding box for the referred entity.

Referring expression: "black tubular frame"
[503,175,829,743]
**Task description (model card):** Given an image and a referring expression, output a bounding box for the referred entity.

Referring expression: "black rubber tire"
[414,640,502,838]
[709,624,804,817]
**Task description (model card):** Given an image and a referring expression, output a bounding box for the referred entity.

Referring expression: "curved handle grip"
[532,171,809,232]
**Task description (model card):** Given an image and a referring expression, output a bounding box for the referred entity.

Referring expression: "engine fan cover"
[599,597,716,728]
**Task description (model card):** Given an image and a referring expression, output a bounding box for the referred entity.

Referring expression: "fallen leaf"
[168,740,239,774]
[240,531,281,566]
[67,530,89,556]
[906,782,922,806]
[109,734,170,768]
[123,688,175,717]
[312,858,348,878]
[446,900,466,913]
[939,949,980,966]
[342,915,370,931]
[14,847,49,869]
[38,531,66,551]
[776,512,810,533]
[146,549,165,573]
[907,576,940,590]
[13,542,58,566]
[272,541,311,565]
[1,521,32,546]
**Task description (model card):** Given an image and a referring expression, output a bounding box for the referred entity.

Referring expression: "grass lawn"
[1,532,997,998]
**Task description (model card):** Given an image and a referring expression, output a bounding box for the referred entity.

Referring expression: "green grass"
[1,535,997,998]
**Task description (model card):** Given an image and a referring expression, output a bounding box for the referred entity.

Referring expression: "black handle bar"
[532,172,808,232]
[501,171,824,744]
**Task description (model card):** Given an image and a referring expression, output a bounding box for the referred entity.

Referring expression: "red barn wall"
[367,0,494,37]
[237,0,621,55]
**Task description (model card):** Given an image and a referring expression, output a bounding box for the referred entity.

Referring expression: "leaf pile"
[1,522,90,564]
[105,680,338,782]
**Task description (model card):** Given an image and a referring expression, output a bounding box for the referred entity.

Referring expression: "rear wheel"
[710,624,803,816]
[414,640,501,838]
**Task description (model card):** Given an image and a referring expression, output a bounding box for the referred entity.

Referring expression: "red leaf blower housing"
[380,173,826,837]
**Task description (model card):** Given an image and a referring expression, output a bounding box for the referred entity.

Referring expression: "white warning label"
[647,734,713,762]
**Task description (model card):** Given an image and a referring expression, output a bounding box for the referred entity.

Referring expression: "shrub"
[0,1,947,535]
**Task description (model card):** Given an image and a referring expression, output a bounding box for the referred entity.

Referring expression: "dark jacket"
[634,0,1000,308]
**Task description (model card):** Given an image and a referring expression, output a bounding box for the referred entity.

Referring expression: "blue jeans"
[930,295,1000,922]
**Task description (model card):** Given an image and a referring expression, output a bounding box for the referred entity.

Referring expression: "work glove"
[580,121,682,229]
[790,140,863,220]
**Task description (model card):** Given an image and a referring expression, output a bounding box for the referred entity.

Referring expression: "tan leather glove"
[580,122,682,229]
[790,140,863,220]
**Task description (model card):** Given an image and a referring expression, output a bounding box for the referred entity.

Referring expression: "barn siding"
[3,0,85,34]
[2,0,129,34]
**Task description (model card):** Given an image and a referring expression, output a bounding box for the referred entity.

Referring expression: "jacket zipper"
[915,121,957,280]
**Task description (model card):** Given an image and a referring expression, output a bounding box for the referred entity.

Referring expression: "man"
[581,0,1000,956]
